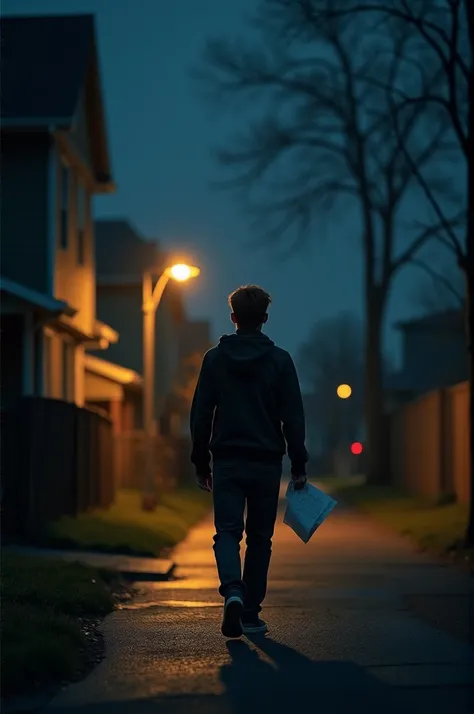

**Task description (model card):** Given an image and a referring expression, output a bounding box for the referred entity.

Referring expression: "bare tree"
[196,0,458,484]
[411,257,465,315]
[313,0,474,553]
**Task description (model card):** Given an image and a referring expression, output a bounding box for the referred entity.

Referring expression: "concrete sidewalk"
[45,484,474,713]
[5,546,174,580]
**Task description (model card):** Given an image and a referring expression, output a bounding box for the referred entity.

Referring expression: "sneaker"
[241,615,268,634]
[221,593,244,638]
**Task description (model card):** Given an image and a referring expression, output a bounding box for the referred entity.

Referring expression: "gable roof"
[396,309,465,332]
[0,275,76,317]
[95,219,185,323]
[95,220,163,280]
[1,14,113,188]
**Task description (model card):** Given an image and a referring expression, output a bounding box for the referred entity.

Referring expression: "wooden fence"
[1,397,115,539]
[390,381,470,504]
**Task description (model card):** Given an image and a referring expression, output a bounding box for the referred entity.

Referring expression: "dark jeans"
[212,460,281,615]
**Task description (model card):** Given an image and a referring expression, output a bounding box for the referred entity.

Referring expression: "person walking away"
[190,285,307,638]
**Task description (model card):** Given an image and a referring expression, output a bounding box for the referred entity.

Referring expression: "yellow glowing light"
[168,264,200,282]
[337,383,352,399]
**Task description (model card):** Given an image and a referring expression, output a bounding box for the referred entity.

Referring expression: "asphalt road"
[47,483,474,714]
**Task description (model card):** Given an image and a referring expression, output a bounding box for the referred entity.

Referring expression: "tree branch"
[389,85,466,258]
[212,116,353,192]
[391,212,467,273]
[198,0,463,288]
[411,257,465,309]
[311,0,470,79]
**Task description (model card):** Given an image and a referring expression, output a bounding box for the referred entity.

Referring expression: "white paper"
[283,481,337,543]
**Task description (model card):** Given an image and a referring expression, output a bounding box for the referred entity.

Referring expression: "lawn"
[320,476,470,557]
[1,553,115,698]
[1,488,210,698]
[46,488,211,557]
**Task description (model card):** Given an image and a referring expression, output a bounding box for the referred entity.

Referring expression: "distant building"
[388,309,467,404]
[161,319,212,436]
[84,354,143,433]
[1,14,117,408]
[93,219,185,426]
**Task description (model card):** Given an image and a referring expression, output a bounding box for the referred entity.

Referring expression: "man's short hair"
[228,284,272,328]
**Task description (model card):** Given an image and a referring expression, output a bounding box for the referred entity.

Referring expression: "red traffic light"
[351,442,363,455]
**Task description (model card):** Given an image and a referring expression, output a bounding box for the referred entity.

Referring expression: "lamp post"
[142,263,200,511]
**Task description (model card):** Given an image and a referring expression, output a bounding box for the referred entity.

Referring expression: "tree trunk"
[364,287,388,485]
[464,34,474,546]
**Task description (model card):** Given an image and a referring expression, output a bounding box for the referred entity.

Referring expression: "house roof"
[396,309,465,332]
[384,371,417,394]
[94,320,119,343]
[0,275,76,316]
[85,355,143,388]
[95,219,185,323]
[1,14,113,188]
[95,219,163,280]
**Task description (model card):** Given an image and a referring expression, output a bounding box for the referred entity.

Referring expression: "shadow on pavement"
[220,636,400,714]
[41,637,473,714]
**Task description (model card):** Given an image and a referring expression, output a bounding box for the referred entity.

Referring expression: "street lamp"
[142,263,200,511]
[337,383,352,399]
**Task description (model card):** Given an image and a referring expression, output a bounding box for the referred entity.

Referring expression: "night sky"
[3,0,457,365]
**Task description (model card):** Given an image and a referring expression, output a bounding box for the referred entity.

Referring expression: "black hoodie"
[190,330,307,475]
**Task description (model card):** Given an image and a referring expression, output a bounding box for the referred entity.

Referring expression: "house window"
[60,162,69,249]
[77,182,86,264]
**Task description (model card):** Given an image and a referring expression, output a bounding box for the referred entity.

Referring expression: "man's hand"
[196,473,212,492]
[292,474,307,491]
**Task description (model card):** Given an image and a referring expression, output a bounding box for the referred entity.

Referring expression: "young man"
[190,285,307,638]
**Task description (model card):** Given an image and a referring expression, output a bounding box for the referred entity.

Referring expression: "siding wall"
[1,134,50,293]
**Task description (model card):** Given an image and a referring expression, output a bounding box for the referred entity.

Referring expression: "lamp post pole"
[141,263,200,511]
[142,270,170,511]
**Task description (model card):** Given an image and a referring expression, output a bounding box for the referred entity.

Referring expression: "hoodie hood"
[217,331,275,374]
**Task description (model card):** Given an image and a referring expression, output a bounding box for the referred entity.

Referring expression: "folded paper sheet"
[284,481,337,543]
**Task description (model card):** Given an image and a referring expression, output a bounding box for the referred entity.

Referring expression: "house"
[94,219,185,427]
[388,309,468,406]
[1,14,117,408]
[84,354,143,434]
[0,14,121,534]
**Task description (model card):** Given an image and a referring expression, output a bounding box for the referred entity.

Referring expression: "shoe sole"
[221,597,243,638]
[242,623,268,635]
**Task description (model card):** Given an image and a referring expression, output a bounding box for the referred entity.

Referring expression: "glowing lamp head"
[168,263,200,282]
[337,383,352,399]
[351,442,363,455]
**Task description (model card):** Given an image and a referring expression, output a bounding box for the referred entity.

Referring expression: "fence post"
[439,389,451,498]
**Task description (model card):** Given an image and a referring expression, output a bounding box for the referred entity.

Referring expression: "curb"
[3,546,177,582]
[119,561,177,582]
